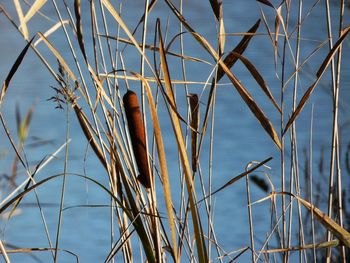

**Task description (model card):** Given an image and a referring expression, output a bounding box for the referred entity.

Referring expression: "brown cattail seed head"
[123,90,151,189]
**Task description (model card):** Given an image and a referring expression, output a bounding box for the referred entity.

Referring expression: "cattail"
[123,90,151,189]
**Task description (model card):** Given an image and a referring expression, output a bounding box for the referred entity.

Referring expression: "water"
[0,1,349,262]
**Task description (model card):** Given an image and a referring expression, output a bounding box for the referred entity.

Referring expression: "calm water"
[0,1,349,262]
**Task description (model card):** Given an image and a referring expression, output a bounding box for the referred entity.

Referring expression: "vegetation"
[0,0,349,262]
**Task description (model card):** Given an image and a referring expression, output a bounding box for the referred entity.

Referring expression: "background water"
[0,0,350,262]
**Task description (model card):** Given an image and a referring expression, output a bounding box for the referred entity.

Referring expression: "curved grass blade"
[283,25,350,134]
[0,37,34,105]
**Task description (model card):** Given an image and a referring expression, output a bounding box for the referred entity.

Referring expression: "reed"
[0,0,349,262]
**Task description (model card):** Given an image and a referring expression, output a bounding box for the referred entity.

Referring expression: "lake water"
[0,1,349,262]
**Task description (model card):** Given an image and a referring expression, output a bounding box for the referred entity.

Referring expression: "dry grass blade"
[165,0,281,149]
[228,51,281,113]
[133,73,178,262]
[257,0,274,8]
[274,6,281,49]
[23,0,47,24]
[0,240,10,263]
[100,35,210,64]
[74,0,87,61]
[123,90,151,189]
[283,25,350,134]
[0,247,79,262]
[37,32,77,82]
[13,0,29,40]
[34,21,69,47]
[100,73,214,85]
[72,103,108,170]
[290,194,350,247]
[157,21,208,263]
[199,157,272,203]
[0,37,34,105]
[189,93,200,173]
[217,19,261,82]
[259,239,340,254]
[209,0,221,21]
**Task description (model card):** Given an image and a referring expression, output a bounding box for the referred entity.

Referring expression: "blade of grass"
[0,240,11,263]
[22,0,47,24]
[283,25,350,134]
[0,37,34,105]
[225,51,281,113]
[74,0,87,61]
[13,0,29,40]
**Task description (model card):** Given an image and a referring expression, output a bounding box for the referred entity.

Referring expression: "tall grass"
[0,0,350,262]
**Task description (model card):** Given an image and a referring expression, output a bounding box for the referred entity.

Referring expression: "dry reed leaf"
[101,0,147,58]
[100,73,213,85]
[123,91,151,189]
[229,51,281,113]
[33,20,69,47]
[22,0,47,24]
[257,0,274,8]
[101,35,210,64]
[133,73,178,262]
[37,32,77,82]
[294,195,350,247]
[199,157,272,202]
[259,239,339,253]
[158,21,208,263]
[274,6,281,49]
[0,240,10,263]
[219,8,225,54]
[13,0,29,40]
[74,0,87,61]
[217,19,261,81]
[189,94,200,173]
[72,103,108,170]
[209,0,221,20]
[165,0,281,149]
[0,37,34,105]
[284,25,350,134]
[86,63,118,113]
